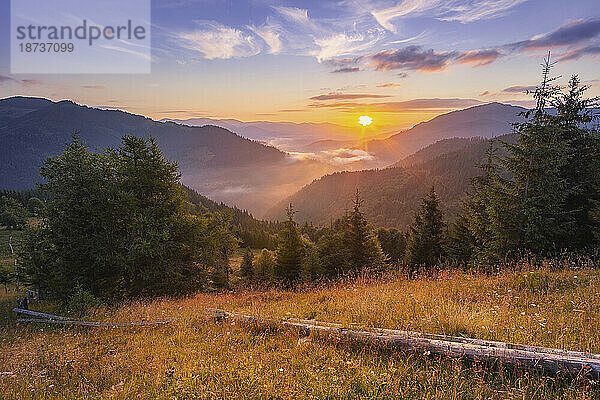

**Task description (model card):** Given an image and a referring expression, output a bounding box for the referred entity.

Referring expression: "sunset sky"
[1,0,599,129]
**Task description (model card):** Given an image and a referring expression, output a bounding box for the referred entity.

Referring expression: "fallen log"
[13,308,176,328]
[16,318,175,328]
[206,308,600,379]
[13,308,71,320]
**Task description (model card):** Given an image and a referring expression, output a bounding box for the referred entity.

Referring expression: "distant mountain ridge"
[362,102,526,165]
[0,97,331,215]
[161,116,385,152]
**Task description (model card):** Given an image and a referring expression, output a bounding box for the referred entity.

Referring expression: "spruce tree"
[254,249,276,284]
[344,190,386,272]
[240,247,254,281]
[405,187,445,268]
[21,135,238,302]
[500,55,571,253]
[550,75,600,249]
[274,204,304,284]
[462,56,600,258]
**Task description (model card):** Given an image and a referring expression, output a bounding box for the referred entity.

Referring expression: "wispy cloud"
[455,49,503,66]
[331,67,361,73]
[248,24,282,54]
[508,18,600,51]
[558,44,600,62]
[272,6,319,31]
[82,85,105,89]
[310,93,392,100]
[440,0,529,23]
[309,98,483,111]
[177,21,260,59]
[0,75,43,86]
[503,85,536,93]
[0,75,16,84]
[377,82,403,87]
[314,30,385,62]
[371,0,528,32]
[367,46,456,72]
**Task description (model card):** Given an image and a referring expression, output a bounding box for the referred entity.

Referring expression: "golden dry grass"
[1,264,600,399]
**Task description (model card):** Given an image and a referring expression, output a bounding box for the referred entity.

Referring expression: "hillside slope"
[0,97,331,215]
[1,266,597,398]
[266,134,515,228]
[363,102,525,164]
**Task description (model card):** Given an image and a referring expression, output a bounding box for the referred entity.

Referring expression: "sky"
[1,0,599,129]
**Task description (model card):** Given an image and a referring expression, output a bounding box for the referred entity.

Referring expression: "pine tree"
[500,54,571,253]
[240,247,254,281]
[405,187,445,269]
[550,75,600,249]
[21,135,238,302]
[274,204,304,284]
[344,190,386,273]
[254,249,276,284]
[462,56,600,258]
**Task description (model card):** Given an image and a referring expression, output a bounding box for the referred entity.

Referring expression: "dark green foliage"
[0,196,29,230]
[274,205,305,284]
[459,58,600,261]
[377,228,406,264]
[183,186,281,250]
[27,197,45,216]
[405,187,446,268]
[444,213,476,267]
[315,220,352,278]
[345,191,386,272]
[304,193,386,279]
[67,285,101,317]
[240,248,254,281]
[21,135,237,302]
[254,249,276,284]
[300,244,323,283]
[0,267,13,293]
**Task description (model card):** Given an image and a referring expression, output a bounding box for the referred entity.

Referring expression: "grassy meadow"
[1,257,600,399]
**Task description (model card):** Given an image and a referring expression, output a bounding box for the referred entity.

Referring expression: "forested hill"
[0,97,331,215]
[182,185,282,249]
[362,102,525,163]
[266,134,515,229]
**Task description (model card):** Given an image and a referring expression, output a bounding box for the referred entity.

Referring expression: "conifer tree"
[254,249,276,284]
[461,55,600,258]
[274,204,304,284]
[240,247,254,281]
[344,190,386,272]
[500,54,571,253]
[20,135,238,302]
[405,187,445,268]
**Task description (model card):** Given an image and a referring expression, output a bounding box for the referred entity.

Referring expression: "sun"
[358,115,373,126]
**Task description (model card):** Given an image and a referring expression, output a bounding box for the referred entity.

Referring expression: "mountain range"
[1,97,532,220]
[0,97,331,215]
[360,102,526,165]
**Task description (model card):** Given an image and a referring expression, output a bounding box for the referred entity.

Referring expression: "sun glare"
[358,115,373,126]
